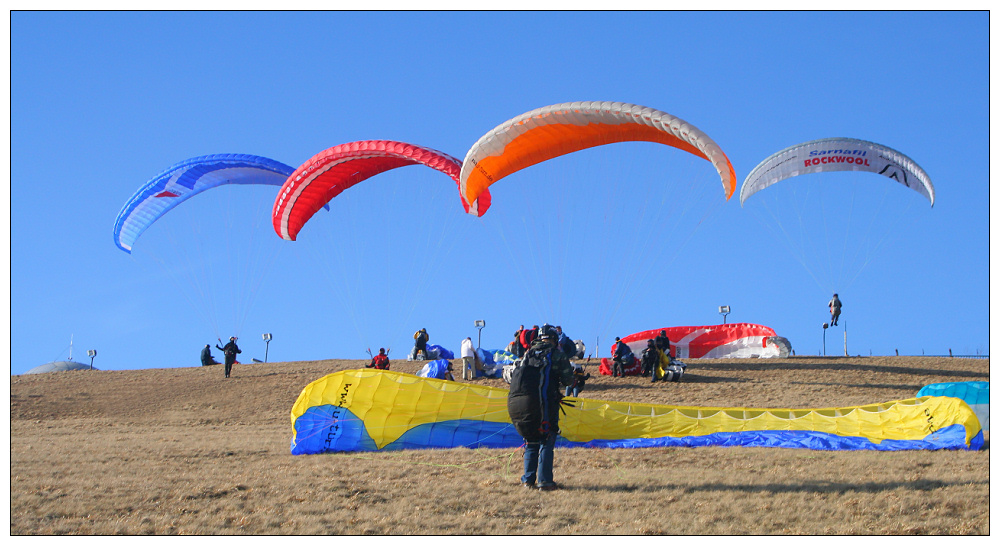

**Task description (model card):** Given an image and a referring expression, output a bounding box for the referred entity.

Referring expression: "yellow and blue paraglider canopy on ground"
[918,381,989,431]
[290,370,983,455]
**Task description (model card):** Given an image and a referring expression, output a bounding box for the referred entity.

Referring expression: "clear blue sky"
[9,11,992,375]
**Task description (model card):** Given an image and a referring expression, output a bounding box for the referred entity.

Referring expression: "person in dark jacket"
[611,337,635,377]
[512,325,526,358]
[654,330,671,357]
[556,326,577,359]
[564,366,591,397]
[413,328,429,360]
[639,339,658,377]
[507,325,574,491]
[216,337,241,378]
[200,344,219,366]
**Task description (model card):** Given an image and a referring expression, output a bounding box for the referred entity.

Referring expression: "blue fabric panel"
[290,405,377,454]
[114,154,300,253]
[558,424,981,452]
[416,359,452,379]
[427,344,454,360]
[293,409,981,454]
[917,381,989,406]
[389,420,524,451]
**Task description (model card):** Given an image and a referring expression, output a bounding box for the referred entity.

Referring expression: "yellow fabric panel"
[291,370,981,449]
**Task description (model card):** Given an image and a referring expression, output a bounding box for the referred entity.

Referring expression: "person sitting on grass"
[367,348,390,370]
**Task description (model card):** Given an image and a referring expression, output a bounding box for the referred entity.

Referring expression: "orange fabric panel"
[465,121,730,207]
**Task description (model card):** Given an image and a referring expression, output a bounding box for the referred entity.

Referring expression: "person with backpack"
[639,339,658,377]
[507,325,574,491]
[611,337,635,377]
[216,336,241,378]
[413,328,429,360]
[367,348,390,370]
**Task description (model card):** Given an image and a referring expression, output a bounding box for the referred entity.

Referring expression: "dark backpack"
[508,349,550,399]
[508,348,559,440]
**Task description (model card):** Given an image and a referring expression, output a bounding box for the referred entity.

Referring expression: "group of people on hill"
[200,337,241,378]
[611,330,679,382]
[510,324,577,360]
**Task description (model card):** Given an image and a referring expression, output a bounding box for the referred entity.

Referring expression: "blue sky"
[9,11,992,374]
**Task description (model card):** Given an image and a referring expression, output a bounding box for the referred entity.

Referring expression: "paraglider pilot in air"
[507,325,574,491]
[829,294,842,326]
[216,337,241,378]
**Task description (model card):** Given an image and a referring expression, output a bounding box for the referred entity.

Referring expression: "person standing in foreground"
[216,337,241,378]
[460,337,477,380]
[829,294,842,326]
[507,325,574,491]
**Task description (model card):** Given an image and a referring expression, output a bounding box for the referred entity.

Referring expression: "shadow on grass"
[693,360,989,380]
[562,479,990,494]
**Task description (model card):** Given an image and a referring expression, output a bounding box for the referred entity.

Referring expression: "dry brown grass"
[10,355,990,535]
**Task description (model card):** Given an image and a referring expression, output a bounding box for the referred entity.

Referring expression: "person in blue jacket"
[200,344,219,366]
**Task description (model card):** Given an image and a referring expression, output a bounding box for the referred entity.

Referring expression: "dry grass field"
[10,355,989,535]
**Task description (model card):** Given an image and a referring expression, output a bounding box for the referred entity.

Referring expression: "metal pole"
[822,327,827,356]
[843,320,847,356]
[265,340,270,363]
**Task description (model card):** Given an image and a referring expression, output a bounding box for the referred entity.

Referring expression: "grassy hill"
[10,356,989,535]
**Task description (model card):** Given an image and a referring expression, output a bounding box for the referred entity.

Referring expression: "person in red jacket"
[519,325,539,354]
[367,348,390,370]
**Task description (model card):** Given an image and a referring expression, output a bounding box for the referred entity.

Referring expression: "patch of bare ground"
[10,356,989,535]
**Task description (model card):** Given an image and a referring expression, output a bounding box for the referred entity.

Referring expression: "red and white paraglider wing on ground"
[621,323,790,359]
